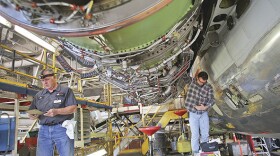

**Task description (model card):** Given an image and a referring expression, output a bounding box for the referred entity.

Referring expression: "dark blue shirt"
[29,84,77,125]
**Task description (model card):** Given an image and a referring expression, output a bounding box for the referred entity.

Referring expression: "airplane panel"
[199,0,280,137]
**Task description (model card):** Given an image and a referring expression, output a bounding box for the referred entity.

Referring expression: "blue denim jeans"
[37,124,74,156]
[189,111,209,153]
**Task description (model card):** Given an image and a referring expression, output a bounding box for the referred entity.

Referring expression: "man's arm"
[198,87,215,111]
[206,87,215,106]
[185,81,198,112]
[44,105,77,117]
[195,105,208,111]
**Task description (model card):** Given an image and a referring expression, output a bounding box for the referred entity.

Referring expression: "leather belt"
[43,121,63,126]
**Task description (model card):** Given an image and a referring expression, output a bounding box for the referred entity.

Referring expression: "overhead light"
[0,15,12,28]
[0,15,55,52]
[14,25,56,53]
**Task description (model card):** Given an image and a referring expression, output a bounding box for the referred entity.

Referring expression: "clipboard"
[26,109,44,115]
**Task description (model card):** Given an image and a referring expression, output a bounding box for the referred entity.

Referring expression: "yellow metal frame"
[0,44,62,71]
[113,132,144,149]
[142,105,154,127]
[103,83,112,106]
[0,78,29,87]
[75,105,85,148]
[0,66,38,80]
[119,148,142,155]
[0,44,64,80]
[103,83,113,155]
[75,98,108,106]
[141,110,188,155]
[146,105,163,126]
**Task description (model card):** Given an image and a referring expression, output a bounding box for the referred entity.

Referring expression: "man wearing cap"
[28,68,77,156]
[185,71,215,155]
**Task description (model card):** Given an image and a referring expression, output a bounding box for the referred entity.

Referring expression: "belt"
[190,111,205,114]
[42,121,63,126]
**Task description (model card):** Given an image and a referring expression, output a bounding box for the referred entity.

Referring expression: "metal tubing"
[52,53,56,69]
[12,50,15,71]
[107,109,113,156]
[149,136,154,156]
[114,120,123,137]
[116,114,138,135]
[12,96,19,155]
[146,105,163,126]
[44,50,47,69]
[124,115,140,132]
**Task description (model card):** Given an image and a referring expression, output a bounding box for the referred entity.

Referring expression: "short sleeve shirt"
[29,84,77,125]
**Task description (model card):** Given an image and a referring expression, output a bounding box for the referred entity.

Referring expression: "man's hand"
[195,104,209,111]
[28,114,39,120]
[43,106,76,117]
[44,109,58,117]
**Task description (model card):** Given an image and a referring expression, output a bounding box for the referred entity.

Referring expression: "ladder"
[248,136,271,156]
